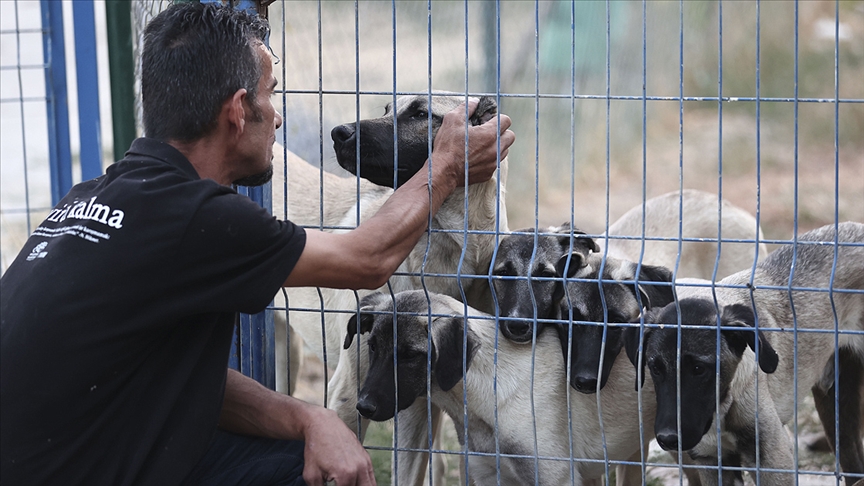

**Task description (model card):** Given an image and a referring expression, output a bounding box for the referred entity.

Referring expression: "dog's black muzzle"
[501,320,536,343]
[331,123,360,172]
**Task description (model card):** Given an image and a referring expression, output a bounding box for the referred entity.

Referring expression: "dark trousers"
[181,430,306,486]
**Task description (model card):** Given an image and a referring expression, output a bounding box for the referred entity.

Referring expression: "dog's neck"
[431,316,564,453]
[435,158,509,236]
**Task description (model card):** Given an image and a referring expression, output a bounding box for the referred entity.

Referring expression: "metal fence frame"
[263,1,862,485]
[2,0,861,484]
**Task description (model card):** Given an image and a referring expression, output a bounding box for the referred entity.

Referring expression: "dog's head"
[491,224,599,343]
[623,297,779,452]
[344,291,480,422]
[555,254,674,393]
[331,94,498,188]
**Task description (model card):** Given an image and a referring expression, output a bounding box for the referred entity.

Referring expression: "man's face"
[233,42,282,187]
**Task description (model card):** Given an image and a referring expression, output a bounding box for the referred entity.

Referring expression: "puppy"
[347,290,657,486]
[625,221,864,485]
[491,190,766,394]
[811,346,864,485]
[491,225,672,393]
[275,94,508,485]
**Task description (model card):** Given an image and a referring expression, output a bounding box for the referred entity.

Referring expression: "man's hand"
[282,99,515,292]
[219,370,375,485]
[432,99,515,187]
[300,407,376,486]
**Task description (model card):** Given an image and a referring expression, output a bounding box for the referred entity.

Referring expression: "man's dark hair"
[141,3,269,142]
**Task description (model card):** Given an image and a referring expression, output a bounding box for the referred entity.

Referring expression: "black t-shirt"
[0,138,306,485]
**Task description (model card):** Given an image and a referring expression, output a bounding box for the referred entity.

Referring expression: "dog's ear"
[720,303,779,374]
[343,308,377,349]
[555,251,590,279]
[470,97,498,126]
[431,316,479,391]
[344,293,395,348]
[555,224,600,255]
[622,321,651,391]
[553,250,592,303]
[625,305,670,390]
[633,264,674,310]
[553,225,598,278]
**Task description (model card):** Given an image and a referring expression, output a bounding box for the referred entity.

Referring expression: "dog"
[624,221,864,485]
[347,290,657,486]
[492,190,767,394]
[599,189,767,281]
[811,347,864,486]
[273,94,508,485]
[491,225,673,393]
[811,347,864,485]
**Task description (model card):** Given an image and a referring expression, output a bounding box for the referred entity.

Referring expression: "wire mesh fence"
[1,1,862,485]
[263,1,863,485]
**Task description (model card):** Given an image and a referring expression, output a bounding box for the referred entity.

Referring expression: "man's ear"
[225,88,248,137]
[432,317,479,392]
[720,303,779,373]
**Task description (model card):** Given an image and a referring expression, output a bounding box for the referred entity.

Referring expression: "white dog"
[273,94,508,485]
[349,290,658,486]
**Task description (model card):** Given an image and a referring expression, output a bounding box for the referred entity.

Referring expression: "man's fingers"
[446,99,479,122]
[361,462,376,486]
[497,113,513,133]
[303,466,325,486]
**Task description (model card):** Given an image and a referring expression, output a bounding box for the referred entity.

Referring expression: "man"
[0,3,513,486]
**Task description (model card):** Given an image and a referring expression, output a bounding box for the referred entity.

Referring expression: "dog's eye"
[536,266,556,279]
[493,266,515,277]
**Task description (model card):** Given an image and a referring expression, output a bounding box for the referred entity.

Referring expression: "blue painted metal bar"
[200,0,276,388]
[72,0,103,181]
[235,184,275,389]
[40,0,72,206]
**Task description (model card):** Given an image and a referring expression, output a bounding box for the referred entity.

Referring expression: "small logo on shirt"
[26,242,48,261]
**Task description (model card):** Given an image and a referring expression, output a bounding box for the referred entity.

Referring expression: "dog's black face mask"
[331,96,497,188]
[491,225,598,344]
[555,261,673,394]
[628,298,778,452]
[345,292,477,422]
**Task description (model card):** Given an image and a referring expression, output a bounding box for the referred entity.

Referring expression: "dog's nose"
[502,322,533,343]
[655,432,679,451]
[331,124,355,144]
[572,374,599,394]
[356,398,377,419]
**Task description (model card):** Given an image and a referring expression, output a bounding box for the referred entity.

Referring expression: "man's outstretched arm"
[219,369,376,486]
[284,99,514,290]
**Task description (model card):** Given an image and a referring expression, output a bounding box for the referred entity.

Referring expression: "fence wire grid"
[263,2,863,485]
[1,1,863,485]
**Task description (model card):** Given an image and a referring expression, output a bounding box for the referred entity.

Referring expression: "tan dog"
[626,222,864,485]
[600,189,767,279]
[348,290,657,486]
[273,94,508,486]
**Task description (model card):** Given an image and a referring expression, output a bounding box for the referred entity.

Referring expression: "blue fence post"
[200,0,277,389]
[72,0,103,181]
[40,0,72,206]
